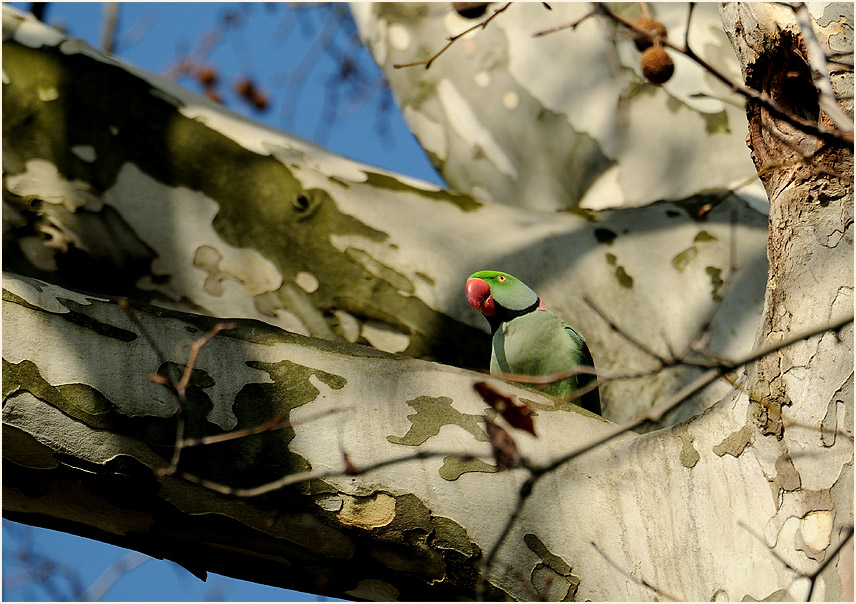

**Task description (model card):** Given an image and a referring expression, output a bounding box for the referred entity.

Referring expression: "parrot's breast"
[490,310,580,377]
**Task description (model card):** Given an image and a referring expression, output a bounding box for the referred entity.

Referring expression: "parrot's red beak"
[466,278,495,316]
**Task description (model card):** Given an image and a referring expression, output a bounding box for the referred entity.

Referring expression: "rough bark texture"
[721,2,854,599]
[351,2,768,212]
[2,3,853,601]
[1,6,769,425]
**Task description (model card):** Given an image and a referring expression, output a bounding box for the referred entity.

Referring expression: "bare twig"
[99,3,120,54]
[590,540,682,601]
[584,295,672,364]
[119,300,169,368]
[121,302,236,477]
[179,408,345,448]
[804,524,854,601]
[532,7,597,37]
[683,2,695,49]
[79,552,150,601]
[739,520,854,602]
[531,3,852,146]
[792,3,854,132]
[591,3,852,146]
[178,449,483,498]
[477,312,853,598]
[394,3,512,69]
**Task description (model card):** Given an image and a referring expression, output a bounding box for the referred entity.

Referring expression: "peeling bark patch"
[3,289,137,342]
[712,425,753,457]
[5,158,102,212]
[2,358,180,445]
[605,253,634,289]
[524,534,571,574]
[344,579,400,601]
[387,396,487,446]
[524,534,580,601]
[672,424,700,468]
[360,320,411,354]
[741,588,796,601]
[338,493,396,530]
[749,397,784,439]
[694,230,718,243]
[438,456,497,480]
[672,246,698,272]
[431,515,475,557]
[800,510,833,552]
[706,266,724,300]
[218,360,346,487]
[774,453,801,492]
[363,171,480,211]
[344,247,414,295]
[3,423,59,469]
[193,245,239,296]
[275,512,356,558]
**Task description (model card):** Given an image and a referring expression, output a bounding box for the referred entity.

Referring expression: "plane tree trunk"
[2,4,852,601]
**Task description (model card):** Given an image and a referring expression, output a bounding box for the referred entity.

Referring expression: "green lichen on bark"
[438,456,497,480]
[386,396,487,446]
[2,358,180,447]
[672,246,698,272]
[362,171,481,212]
[200,359,347,488]
[524,533,580,601]
[706,265,724,300]
[2,38,490,368]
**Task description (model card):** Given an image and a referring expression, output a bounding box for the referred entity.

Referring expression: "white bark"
[351,2,768,212]
[2,3,853,601]
[1,5,768,424]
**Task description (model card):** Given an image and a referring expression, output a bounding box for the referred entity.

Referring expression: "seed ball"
[641,45,674,84]
[197,67,218,87]
[452,2,490,19]
[631,16,668,52]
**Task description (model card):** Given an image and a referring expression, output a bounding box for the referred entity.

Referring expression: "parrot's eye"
[497,275,506,282]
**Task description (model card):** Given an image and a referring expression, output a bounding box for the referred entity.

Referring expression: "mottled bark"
[3,3,853,601]
[1,6,769,425]
[721,2,854,599]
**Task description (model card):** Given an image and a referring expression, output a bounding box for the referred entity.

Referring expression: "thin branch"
[738,520,802,573]
[582,3,853,146]
[477,312,853,598]
[584,294,673,364]
[119,300,169,369]
[121,302,236,478]
[178,449,485,498]
[99,3,120,54]
[394,3,512,69]
[78,552,150,601]
[532,8,597,37]
[804,525,854,601]
[683,2,696,49]
[590,540,682,601]
[739,520,855,602]
[792,2,853,132]
[179,408,345,448]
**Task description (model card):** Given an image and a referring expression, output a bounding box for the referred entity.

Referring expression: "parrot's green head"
[466,270,542,326]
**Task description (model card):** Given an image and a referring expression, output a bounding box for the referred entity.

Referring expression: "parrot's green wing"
[560,324,601,415]
[489,310,601,415]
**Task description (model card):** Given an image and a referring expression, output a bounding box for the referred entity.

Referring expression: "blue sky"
[3,2,444,601]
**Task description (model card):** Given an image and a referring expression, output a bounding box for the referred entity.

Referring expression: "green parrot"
[465,270,601,415]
